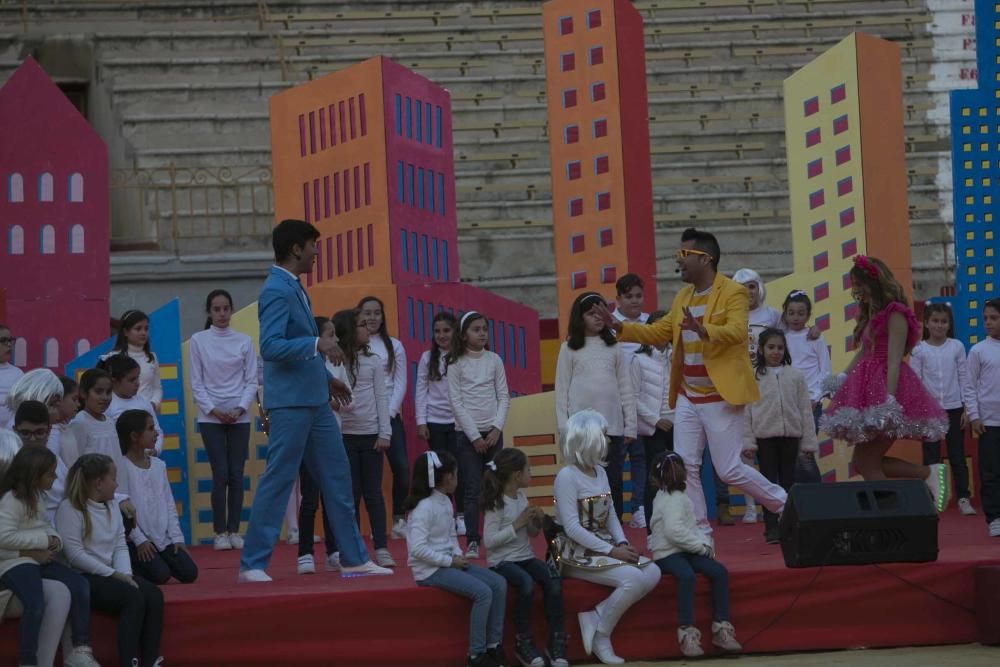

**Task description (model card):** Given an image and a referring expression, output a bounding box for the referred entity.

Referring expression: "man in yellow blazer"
[597,228,787,536]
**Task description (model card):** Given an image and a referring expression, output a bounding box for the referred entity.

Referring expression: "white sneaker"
[297,555,315,575]
[213,533,232,551]
[743,504,758,523]
[958,498,977,516]
[237,569,272,583]
[465,541,480,559]
[577,610,599,655]
[989,519,1000,538]
[228,533,244,549]
[677,626,704,658]
[325,552,341,572]
[926,463,952,512]
[65,646,102,667]
[628,507,646,529]
[375,548,397,568]
[341,560,393,578]
[712,620,743,653]
[456,514,467,536]
[391,518,408,539]
[592,632,624,664]
[286,528,299,545]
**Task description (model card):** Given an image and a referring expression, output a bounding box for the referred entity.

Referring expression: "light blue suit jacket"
[258,266,328,410]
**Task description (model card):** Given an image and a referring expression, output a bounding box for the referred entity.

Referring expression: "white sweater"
[68,412,128,495]
[784,329,832,402]
[126,346,162,407]
[553,465,626,556]
[0,492,62,578]
[555,338,636,438]
[189,326,258,424]
[910,338,969,411]
[43,428,69,523]
[0,363,24,427]
[447,350,510,441]
[107,393,164,454]
[630,349,673,437]
[648,489,712,560]
[55,498,131,577]
[415,350,454,425]
[122,457,184,551]
[339,354,391,438]
[406,490,462,581]
[965,337,1000,426]
[483,489,535,567]
[367,336,407,418]
[743,366,819,453]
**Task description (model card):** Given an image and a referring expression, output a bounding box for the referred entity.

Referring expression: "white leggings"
[4,578,71,667]
[569,564,662,635]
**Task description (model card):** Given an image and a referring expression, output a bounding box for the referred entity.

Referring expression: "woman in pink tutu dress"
[819,255,951,510]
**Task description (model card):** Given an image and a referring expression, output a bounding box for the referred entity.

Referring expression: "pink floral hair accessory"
[852,255,878,279]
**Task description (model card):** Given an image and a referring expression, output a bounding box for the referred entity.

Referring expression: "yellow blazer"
[621,272,759,407]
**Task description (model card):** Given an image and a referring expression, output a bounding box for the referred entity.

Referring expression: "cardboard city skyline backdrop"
[0,0,994,538]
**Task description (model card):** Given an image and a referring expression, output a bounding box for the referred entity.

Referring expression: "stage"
[2,511,996,666]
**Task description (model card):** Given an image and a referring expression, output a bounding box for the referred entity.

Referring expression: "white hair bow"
[485,460,497,471]
[460,311,480,329]
[427,450,442,488]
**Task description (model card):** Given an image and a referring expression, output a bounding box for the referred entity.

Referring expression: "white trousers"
[674,394,787,534]
[568,564,662,635]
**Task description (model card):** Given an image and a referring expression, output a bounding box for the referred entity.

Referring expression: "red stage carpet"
[2,511,996,666]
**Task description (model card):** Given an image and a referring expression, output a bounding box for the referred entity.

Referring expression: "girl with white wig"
[552,410,661,664]
[4,369,63,428]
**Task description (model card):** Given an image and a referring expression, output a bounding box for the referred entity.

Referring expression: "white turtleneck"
[189,326,258,424]
[56,497,131,577]
[127,344,162,407]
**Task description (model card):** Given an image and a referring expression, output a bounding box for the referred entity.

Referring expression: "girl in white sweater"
[448,311,510,560]
[106,310,162,412]
[911,303,975,515]
[555,293,636,522]
[0,446,99,667]
[333,309,394,568]
[56,454,163,667]
[416,312,464,533]
[553,410,660,665]
[102,355,164,455]
[649,451,741,658]
[742,329,818,543]
[68,370,128,498]
[405,450,507,667]
[482,448,567,667]
[189,289,258,550]
[358,296,410,538]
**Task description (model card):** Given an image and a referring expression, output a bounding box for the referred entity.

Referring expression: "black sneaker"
[547,631,569,667]
[486,645,507,666]
[467,653,498,667]
[513,634,544,667]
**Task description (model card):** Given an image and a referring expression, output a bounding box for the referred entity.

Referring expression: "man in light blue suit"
[238,219,392,581]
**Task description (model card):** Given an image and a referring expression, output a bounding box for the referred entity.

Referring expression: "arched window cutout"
[13,338,26,367]
[43,338,59,368]
[75,339,91,356]
[8,225,24,255]
[39,173,54,202]
[69,173,84,202]
[40,225,55,254]
[70,224,85,254]
[8,173,23,203]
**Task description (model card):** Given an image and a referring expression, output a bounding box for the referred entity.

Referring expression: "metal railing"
[110,164,274,254]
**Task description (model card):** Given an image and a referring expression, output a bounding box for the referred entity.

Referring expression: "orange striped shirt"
[681,288,722,404]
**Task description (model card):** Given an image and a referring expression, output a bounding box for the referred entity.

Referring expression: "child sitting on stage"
[649,450,741,658]
[406,450,507,667]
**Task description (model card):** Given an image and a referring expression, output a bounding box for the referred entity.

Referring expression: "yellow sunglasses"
[675,248,711,261]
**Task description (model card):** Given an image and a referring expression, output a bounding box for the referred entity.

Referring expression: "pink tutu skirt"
[820,357,947,444]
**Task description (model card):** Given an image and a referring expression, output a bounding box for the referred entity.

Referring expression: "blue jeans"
[493,558,564,636]
[240,404,369,571]
[387,415,410,519]
[344,433,388,550]
[627,437,646,512]
[655,552,730,627]
[420,564,506,655]
[456,431,503,544]
[1,562,91,664]
[199,421,250,535]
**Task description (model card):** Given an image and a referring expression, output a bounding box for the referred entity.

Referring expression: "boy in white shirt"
[966,298,1000,537]
[0,324,23,427]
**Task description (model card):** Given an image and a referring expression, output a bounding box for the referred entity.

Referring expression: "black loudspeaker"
[779,481,938,568]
